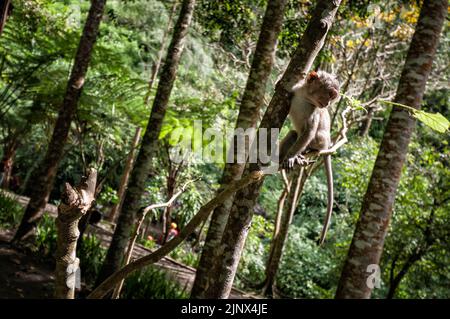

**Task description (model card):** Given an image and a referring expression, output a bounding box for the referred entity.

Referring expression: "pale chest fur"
[288,93,331,150]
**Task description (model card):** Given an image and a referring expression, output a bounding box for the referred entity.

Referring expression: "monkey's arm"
[281,118,319,169]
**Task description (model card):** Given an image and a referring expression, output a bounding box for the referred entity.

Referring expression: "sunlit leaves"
[413,111,449,134]
[380,100,450,133]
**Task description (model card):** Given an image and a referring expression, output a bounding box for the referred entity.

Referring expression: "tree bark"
[107,127,142,222]
[203,0,342,299]
[111,210,147,299]
[55,168,97,299]
[263,167,309,296]
[0,135,18,189]
[190,0,288,298]
[0,0,10,36]
[96,0,196,285]
[335,0,447,299]
[12,0,106,242]
[111,179,192,299]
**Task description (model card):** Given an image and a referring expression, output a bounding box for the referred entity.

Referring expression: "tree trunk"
[335,0,447,299]
[12,0,106,242]
[0,136,18,189]
[107,127,142,222]
[111,210,146,299]
[96,0,196,285]
[55,168,97,299]
[0,0,10,36]
[271,172,291,253]
[263,167,309,296]
[143,1,179,106]
[190,0,288,298]
[203,0,341,299]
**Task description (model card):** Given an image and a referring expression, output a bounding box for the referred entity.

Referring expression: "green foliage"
[97,185,119,207]
[276,225,338,298]
[195,0,266,48]
[410,110,449,133]
[78,234,107,285]
[33,214,105,286]
[122,266,188,299]
[35,214,58,258]
[237,215,273,287]
[0,193,23,228]
[375,110,450,298]
[170,243,199,268]
[141,237,156,250]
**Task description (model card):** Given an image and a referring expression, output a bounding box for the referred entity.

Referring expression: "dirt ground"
[0,229,54,298]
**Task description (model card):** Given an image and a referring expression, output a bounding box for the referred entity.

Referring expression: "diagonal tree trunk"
[335,0,447,299]
[96,0,196,285]
[12,0,106,242]
[262,166,310,296]
[107,126,142,223]
[190,0,289,299]
[203,0,342,299]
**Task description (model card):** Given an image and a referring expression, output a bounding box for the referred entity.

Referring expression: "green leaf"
[413,110,450,133]
[159,124,173,140]
[341,94,366,112]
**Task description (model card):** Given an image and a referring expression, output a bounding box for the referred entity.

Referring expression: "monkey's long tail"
[319,154,333,245]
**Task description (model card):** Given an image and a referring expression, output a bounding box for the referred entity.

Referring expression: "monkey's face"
[305,71,339,108]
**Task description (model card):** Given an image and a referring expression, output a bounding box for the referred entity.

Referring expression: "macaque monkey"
[279,70,339,245]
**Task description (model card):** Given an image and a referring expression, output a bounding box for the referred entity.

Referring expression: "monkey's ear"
[307,71,319,83]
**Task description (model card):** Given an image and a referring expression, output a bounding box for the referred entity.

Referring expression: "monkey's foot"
[282,154,309,170]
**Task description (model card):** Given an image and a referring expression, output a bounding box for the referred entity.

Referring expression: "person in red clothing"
[167,222,179,241]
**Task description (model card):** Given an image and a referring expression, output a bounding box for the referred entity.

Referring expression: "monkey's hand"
[282,154,308,171]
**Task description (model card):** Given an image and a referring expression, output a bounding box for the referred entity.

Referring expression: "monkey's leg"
[281,127,317,170]
[283,154,309,170]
